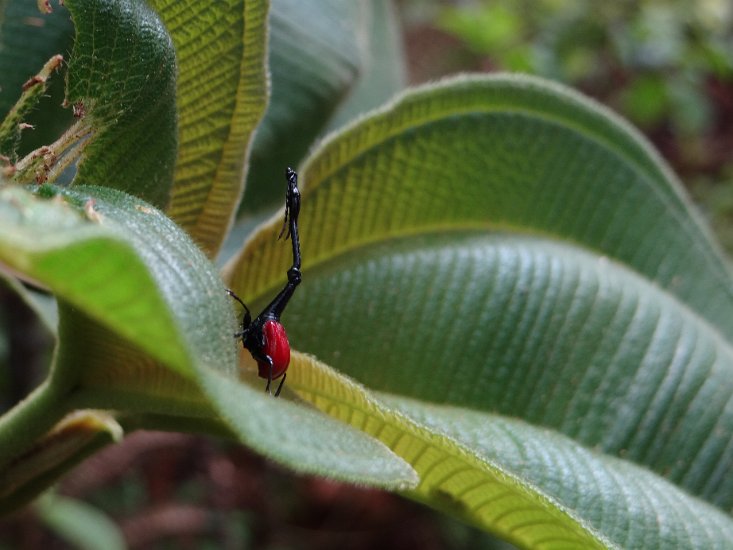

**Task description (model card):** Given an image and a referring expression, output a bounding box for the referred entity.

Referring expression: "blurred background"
[2,0,732,548]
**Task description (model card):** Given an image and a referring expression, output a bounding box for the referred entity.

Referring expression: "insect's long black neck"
[260,168,302,322]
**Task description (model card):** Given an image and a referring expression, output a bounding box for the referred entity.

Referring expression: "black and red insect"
[227,167,302,396]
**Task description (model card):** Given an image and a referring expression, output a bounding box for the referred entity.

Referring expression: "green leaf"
[392,398,733,549]
[228,74,733,339]
[289,353,733,549]
[0,183,415,500]
[36,492,125,550]
[224,74,733,543]
[0,185,198,375]
[0,183,225,482]
[62,0,177,208]
[0,410,122,514]
[290,233,733,504]
[153,0,269,257]
[243,0,364,212]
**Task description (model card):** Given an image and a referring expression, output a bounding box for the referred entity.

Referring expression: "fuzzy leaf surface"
[225,74,733,545]
[0,183,415,490]
[63,0,177,207]
[153,0,269,256]
[287,353,733,549]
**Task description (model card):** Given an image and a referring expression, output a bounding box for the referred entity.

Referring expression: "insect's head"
[286,166,296,184]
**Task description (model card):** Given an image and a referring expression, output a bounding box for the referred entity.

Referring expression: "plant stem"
[13,118,92,183]
[0,379,71,468]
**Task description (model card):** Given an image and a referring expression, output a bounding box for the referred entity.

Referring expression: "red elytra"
[256,319,290,381]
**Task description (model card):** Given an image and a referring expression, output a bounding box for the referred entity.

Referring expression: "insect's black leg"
[261,354,274,394]
[279,167,300,242]
[226,289,252,330]
[226,289,247,310]
[278,193,290,241]
[274,372,287,397]
[251,352,284,396]
[286,170,301,273]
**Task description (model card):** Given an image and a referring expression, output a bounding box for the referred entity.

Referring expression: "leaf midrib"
[288,355,612,549]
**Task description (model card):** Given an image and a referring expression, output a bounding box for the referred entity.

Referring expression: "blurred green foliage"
[436,0,732,136]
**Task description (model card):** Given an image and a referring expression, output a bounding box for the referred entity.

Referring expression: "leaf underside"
[0,183,415,492]
[64,0,178,208]
[156,0,269,257]
[225,74,733,546]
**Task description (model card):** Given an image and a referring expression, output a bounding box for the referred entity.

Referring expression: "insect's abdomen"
[257,320,290,380]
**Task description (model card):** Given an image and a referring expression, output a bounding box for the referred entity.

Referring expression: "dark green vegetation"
[1,1,733,548]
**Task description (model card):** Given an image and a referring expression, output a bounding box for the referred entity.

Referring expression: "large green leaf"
[63,0,177,208]
[288,233,733,505]
[230,74,733,338]
[0,183,224,474]
[155,0,269,256]
[391,398,733,549]
[224,74,733,544]
[0,183,415,508]
[287,353,733,549]
[0,185,200,376]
